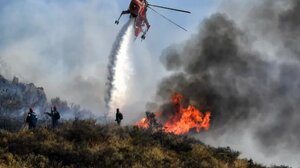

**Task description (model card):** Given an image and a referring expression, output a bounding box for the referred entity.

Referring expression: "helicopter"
[115,0,191,40]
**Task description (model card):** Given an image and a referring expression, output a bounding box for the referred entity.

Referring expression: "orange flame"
[135,93,211,135]
[135,112,162,128]
[171,93,184,105]
[135,117,148,128]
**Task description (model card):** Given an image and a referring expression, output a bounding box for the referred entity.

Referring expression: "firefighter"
[26,108,37,129]
[115,108,123,125]
[46,106,60,129]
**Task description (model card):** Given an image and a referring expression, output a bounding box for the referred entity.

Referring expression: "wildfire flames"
[136,93,211,135]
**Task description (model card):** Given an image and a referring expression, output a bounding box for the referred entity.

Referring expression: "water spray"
[105,19,134,116]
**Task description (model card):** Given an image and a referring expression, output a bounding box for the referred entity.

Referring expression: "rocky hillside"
[0,75,47,116]
[0,75,94,131]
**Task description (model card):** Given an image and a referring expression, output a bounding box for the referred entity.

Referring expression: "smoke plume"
[105,19,134,115]
[155,0,300,166]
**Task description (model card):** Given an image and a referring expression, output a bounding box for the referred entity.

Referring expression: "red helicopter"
[115,0,191,40]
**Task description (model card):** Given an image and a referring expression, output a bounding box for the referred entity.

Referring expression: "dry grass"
[0,120,289,168]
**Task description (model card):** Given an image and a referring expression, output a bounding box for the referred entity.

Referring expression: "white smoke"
[105,19,134,116]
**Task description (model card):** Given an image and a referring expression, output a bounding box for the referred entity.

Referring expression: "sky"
[0,0,219,116]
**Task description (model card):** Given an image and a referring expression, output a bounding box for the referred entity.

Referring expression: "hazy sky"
[0,0,219,115]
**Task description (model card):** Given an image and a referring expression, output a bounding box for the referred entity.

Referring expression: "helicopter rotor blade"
[148,4,191,14]
[148,6,187,31]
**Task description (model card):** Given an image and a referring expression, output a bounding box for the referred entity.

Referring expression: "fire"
[135,93,211,135]
[164,105,211,135]
[136,117,148,128]
[135,112,162,129]
[171,93,184,104]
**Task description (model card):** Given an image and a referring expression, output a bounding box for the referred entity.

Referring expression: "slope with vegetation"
[0,120,289,168]
[0,74,94,132]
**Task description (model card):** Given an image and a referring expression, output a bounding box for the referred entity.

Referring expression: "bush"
[212,146,240,165]
[0,120,281,168]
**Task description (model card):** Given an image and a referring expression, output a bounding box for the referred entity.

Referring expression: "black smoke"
[155,0,300,166]
[158,13,274,128]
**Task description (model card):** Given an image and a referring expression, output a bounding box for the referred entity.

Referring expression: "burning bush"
[136,93,211,135]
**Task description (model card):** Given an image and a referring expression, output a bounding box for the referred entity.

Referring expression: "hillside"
[0,120,289,168]
[0,75,94,131]
[0,75,47,116]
